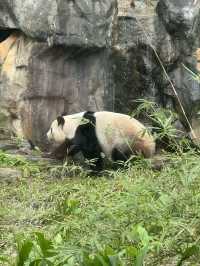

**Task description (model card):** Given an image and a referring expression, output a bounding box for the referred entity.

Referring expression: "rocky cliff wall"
[0,0,200,148]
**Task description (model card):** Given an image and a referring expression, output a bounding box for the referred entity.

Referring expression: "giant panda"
[46,111,155,171]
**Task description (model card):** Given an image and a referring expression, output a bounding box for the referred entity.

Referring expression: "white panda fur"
[47,112,84,144]
[94,111,155,159]
[47,111,155,170]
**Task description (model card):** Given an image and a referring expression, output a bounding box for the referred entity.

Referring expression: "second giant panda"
[47,111,155,171]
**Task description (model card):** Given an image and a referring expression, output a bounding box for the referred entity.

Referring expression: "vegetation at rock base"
[0,147,200,265]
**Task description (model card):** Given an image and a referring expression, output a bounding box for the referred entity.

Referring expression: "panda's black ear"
[57,116,65,127]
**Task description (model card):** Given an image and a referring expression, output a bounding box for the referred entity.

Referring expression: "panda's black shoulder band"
[83,111,96,125]
[84,111,95,117]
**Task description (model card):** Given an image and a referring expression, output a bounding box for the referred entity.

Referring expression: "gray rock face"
[112,0,200,135]
[156,0,200,134]
[22,47,113,148]
[0,0,116,47]
[0,0,200,148]
[157,0,200,37]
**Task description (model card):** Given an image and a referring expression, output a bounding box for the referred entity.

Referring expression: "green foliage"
[132,99,187,151]
[1,149,200,265]
[177,245,200,266]
[183,64,200,83]
[56,197,80,217]
[48,161,87,179]
[16,238,33,266]
[8,225,151,266]
[0,150,41,177]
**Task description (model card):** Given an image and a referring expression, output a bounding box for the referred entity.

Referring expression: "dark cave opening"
[0,28,15,43]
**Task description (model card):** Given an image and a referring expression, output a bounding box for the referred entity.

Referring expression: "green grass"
[1,150,200,265]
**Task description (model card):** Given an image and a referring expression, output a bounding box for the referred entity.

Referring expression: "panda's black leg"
[80,148,103,172]
[92,157,103,172]
[112,148,129,162]
[87,159,103,176]
[28,140,35,150]
[67,144,81,156]
[111,148,132,169]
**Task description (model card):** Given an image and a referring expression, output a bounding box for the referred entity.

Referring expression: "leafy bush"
[3,225,151,266]
[0,150,41,177]
[132,99,191,152]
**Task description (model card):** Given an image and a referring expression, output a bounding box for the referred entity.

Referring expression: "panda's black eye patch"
[57,116,65,127]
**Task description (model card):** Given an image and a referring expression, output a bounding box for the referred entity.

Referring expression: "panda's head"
[47,116,66,144]
[47,113,84,144]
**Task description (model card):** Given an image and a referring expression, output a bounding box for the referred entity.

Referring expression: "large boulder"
[0,0,116,47]
[0,0,116,148]
[0,0,200,148]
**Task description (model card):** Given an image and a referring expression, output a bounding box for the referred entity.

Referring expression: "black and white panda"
[47,111,155,171]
